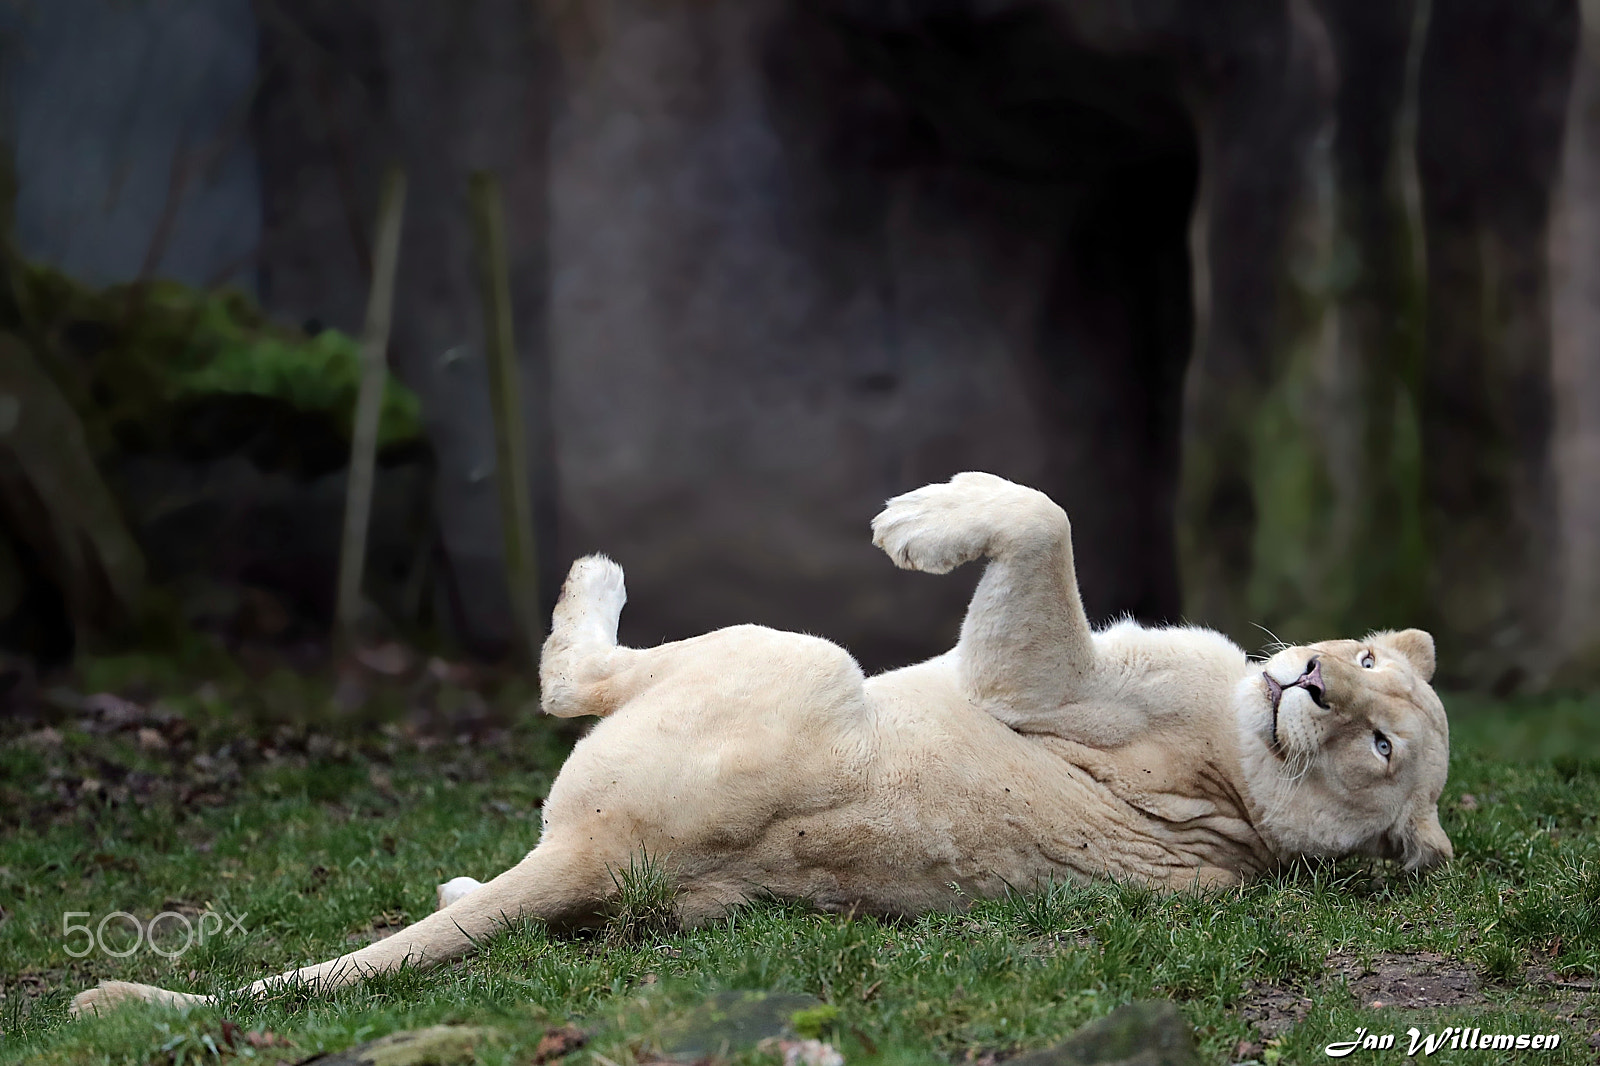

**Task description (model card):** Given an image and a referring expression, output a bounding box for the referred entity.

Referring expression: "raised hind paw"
[871,472,1065,574]
[542,554,636,719]
[70,980,207,1017]
[552,555,626,644]
[437,876,485,910]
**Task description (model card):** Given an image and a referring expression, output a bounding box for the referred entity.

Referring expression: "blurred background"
[0,0,1595,701]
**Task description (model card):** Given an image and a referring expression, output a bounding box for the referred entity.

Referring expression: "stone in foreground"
[1007,1001,1199,1066]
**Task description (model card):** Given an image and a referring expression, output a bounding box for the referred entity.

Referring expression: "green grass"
[1,687,1597,1065]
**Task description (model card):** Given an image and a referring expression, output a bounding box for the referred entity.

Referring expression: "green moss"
[789,1003,840,1039]
[1247,357,1336,641]
[171,300,421,449]
[1245,342,1429,645]
[15,266,422,455]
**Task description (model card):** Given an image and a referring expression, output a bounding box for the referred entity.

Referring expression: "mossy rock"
[651,990,830,1062]
[1007,1001,1199,1066]
[294,1025,499,1066]
[16,265,422,461]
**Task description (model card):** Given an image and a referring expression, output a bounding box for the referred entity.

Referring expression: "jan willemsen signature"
[1325,1025,1563,1057]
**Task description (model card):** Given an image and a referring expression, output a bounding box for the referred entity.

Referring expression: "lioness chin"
[71,472,1451,1016]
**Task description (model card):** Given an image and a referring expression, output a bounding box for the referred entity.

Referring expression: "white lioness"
[73,472,1451,1015]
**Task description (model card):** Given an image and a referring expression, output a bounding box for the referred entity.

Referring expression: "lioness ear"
[1385,804,1453,873]
[1374,628,1436,681]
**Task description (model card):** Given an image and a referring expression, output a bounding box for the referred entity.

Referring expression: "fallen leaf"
[246,1029,293,1048]
[534,1025,587,1063]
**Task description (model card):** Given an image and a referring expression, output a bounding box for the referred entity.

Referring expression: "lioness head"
[1236,628,1452,873]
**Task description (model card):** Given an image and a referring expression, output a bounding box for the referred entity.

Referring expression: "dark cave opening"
[816,3,1202,627]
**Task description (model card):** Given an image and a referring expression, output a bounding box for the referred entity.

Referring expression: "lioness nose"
[1297,657,1327,706]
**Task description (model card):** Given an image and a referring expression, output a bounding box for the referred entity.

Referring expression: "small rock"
[84,692,144,728]
[356,642,412,676]
[1458,793,1479,811]
[137,727,169,752]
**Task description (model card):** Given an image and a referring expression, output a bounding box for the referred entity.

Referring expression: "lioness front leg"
[872,472,1096,731]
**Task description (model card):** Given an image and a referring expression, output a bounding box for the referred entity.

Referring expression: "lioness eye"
[1359,650,1375,669]
[1373,731,1392,759]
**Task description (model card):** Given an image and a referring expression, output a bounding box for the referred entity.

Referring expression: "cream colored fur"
[71,472,1451,1016]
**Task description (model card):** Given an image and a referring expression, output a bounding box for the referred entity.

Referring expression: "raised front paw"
[871,472,1064,573]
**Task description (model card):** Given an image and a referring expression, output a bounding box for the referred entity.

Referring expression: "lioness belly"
[538,641,1243,920]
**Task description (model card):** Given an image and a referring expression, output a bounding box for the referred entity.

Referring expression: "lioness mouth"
[1264,658,1329,744]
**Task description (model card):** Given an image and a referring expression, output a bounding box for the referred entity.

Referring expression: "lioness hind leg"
[71,842,615,1017]
[541,555,638,719]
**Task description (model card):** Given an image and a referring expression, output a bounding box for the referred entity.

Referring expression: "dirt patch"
[1327,951,1485,1010]
[1528,968,1599,993]
[1527,970,1600,1047]
[345,910,409,945]
[0,662,568,832]
[1236,953,1487,1039]
[0,964,86,1026]
[1235,983,1315,1039]
[0,969,66,1003]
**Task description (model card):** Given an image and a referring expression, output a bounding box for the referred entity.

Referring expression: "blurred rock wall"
[2,0,1597,687]
[1553,0,1600,682]
[0,0,260,289]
